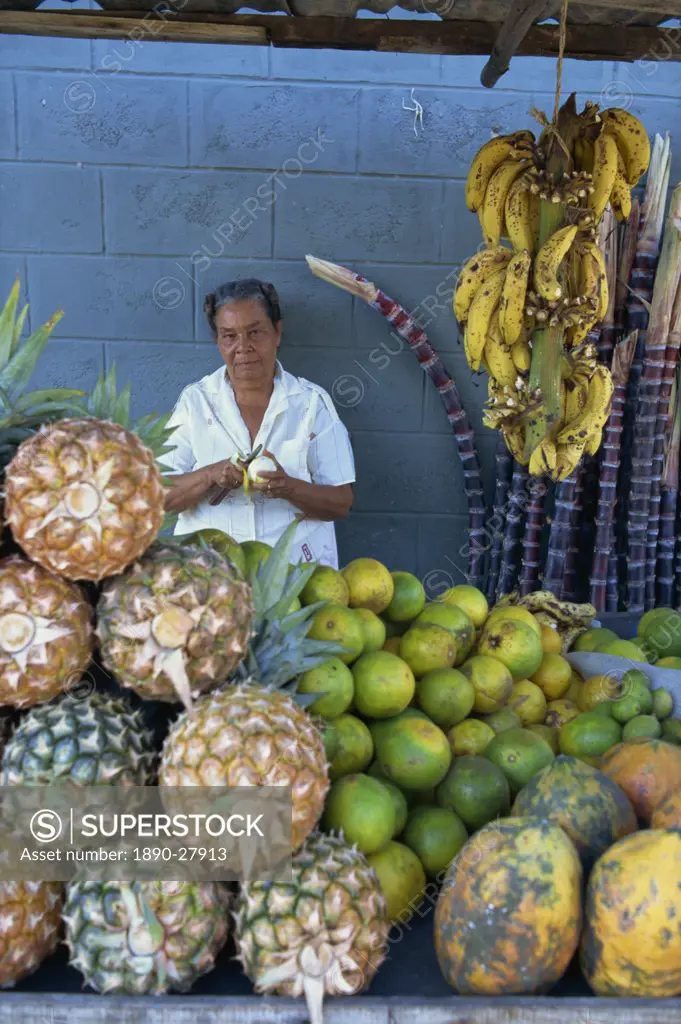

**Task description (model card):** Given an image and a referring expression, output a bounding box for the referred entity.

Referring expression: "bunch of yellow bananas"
[574,107,651,222]
[465,130,538,248]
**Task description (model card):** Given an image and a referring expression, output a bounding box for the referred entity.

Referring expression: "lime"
[438,585,488,628]
[323,774,395,854]
[416,668,475,729]
[558,711,621,766]
[352,651,415,719]
[435,754,510,831]
[308,604,364,664]
[328,714,374,779]
[579,674,619,712]
[374,714,451,790]
[507,680,548,726]
[622,715,662,741]
[415,604,474,664]
[622,668,651,689]
[354,608,387,653]
[300,564,350,606]
[611,676,653,723]
[399,623,457,677]
[653,687,674,719]
[402,806,468,877]
[448,719,495,756]
[662,718,681,745]
[297,658,354,718]
[572,628,618,652]
[484,727,555,794]
[342,558,394,614]
[375,778,409,836]
[531,654,572,700]
[367,841,426,923]
[481,708,522,734]
[460,654,513,714]
[240,539,272,576]
[385,572,426,623]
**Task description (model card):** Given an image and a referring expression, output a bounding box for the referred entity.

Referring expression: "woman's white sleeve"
[308,391,356,487]
[162,391,197,475]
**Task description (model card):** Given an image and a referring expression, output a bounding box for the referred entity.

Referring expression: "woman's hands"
[251,451,293,500]
[208,457,246,492]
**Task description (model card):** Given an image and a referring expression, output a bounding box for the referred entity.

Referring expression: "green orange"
[342,558,394,614]
[416,668,475,729]
[351,650,415,719]
[559,711,622,766]
[402,806,468,877]
[354,608,387,653]
[436,754,510,832]
[415,603,475,664]
[399,623,457,677]
[328,714,374,779]
[297,657,354,718]
[300,564,350,607]
[374,714,451,790]
[438,585,488,628]
[179,528,246,575]
[384,571,426,623]
[448,719,495,757]
[460,655,513,714]
[367,841,426,923]
[240,539,272,576]
[323,774,395,854]
[307,604,364,664]
[484,727,555,794]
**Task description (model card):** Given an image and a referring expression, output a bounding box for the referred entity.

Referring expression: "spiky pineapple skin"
[96,543,254,704]
[1,692,156,786]
[64,880,230,995]
[0,555,93,708]
[159,684,329,851]
[236,832,388,1001]
[4,417,165,581]
[0,881,63,988]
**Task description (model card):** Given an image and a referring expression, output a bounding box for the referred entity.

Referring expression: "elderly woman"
[164,279,355,568]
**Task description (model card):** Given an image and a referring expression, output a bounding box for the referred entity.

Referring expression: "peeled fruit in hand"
[402,805,468,877]
[351,650,415,719]
[246,453,277,484]
[342,558,394,614]
[572,628,618,652]
[484,605,541,639]
[300,565,350,607]
[435,817,582,995]
[328,714,374,779]
[531,654,572,700]
[448,719,495,757]
[477,619,543,682]
[540,623,562,654]
[323,773,396,854]
[438,585,488,628]
[581,829,681,996]
[385,571,425,622]
[507,680,547,726]
[460,654,513,714]
[297,658,354,719]
[367,841,426,924]
[400,623,457,677]
[308,604,364,664]
[484,728,555,795]
[416,668,475,729]
[354,608,387,653]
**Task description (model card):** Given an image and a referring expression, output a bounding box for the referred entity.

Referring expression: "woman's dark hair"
[204,279,281,336]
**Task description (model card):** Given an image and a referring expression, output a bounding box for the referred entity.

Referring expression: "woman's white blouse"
[163,361,356,568]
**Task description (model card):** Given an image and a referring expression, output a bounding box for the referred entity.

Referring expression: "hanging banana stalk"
[305,256,488,588]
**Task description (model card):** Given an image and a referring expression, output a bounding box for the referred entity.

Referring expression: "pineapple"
[64,880,230,994]
[1,692,156,786]
[4,366,177,582]
[0,555,93,708]
[159,684,329,851]
[0,881,63,988]
[235,832,388,1024]
[96,542,254,709]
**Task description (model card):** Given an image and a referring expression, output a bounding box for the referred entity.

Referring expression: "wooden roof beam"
[480,0,559,87]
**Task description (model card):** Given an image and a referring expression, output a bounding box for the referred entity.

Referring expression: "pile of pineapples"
[0,280,389,1017]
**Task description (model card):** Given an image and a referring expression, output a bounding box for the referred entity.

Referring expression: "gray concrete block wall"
[1,18,680,581]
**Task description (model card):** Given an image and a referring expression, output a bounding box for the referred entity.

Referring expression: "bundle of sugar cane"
[485,436,514,603]
[306,255,487,588]
[496,462,529,598]
[518,476,547,596]
[561,464,586,601]
[658,364,681,606]
[589,330,638,611]
[543,470,580,597]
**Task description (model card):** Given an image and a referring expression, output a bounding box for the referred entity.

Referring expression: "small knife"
[209,443,263,506]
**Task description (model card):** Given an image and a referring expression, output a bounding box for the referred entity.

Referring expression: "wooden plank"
[480,0,558,87]
[0,9,680,59]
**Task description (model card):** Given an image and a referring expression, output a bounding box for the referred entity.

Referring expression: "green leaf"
[13,388,85,413]
[11,304,28,358]
[0,311,64,405]
[111,381,131,426]
[0,279,20,368]
[256,521,300,615]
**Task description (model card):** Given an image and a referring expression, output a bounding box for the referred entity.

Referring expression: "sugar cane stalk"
[543,473,578,597]
[597,207,618,367]
[518,476,547,597]
[485,435,514,603]
[562,463,585,602]
[590,330,638,611]
[497,461,529,598]
[305,255,488,588]
[658,365,681,607]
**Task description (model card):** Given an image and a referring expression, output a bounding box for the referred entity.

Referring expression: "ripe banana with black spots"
[534,224,578,302]
[464,267,507,372]
[453,246,511,323]
[563,377,589,426]
[465,131,535,212]
[479,158,530,247]
[589,131,619,221]
[516,589,596,626]
[529,437,557,476]
[503,424,528,464]
[511,336,531,372]
[555,440,587,480]
[578,239,608,321]
[499,249,531,345]
[610,151,632,222]
[505,175,536,253]
[556,365,614,444]
[585,426,603,456]
[484,312,518,389]
[601,108,651,187]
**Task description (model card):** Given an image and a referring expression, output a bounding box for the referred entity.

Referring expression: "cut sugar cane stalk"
[658,365,681,608]
[306,255,487,589]
[518,476,547,596]
[561,462,585,601]
[497,461,529,598]
[543,471,578,598]
[485,435,513,603]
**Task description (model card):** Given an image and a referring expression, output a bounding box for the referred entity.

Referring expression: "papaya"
[600,737,681,822]
[511,755,637,871]
[651,789,681,829]
[581,829,681,996]
[434,816,582,995]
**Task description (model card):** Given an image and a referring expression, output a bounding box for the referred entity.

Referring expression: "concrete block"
[352,262,463,354]
[417,514,470,597]
[351,431,469,515]
[0,34,90,70]
[282,345,424,434]
[421,351,487,434]
[27,340,104,394]
[0,74,15,158]
[104,342,222,419]
[103,168,272,258]
[92,39,268,78]
[17,72,187,166]
[0,164,102,253]
[441,180,490,267]
[611,58,681,99]
[441,54,613,94]
[271,47,440,85]
[27,256,195,341]
[358,87,534,178]
[192,259,353,348]
[190,81,356,172]
[336,513,419,574]
[274,175,443,263]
